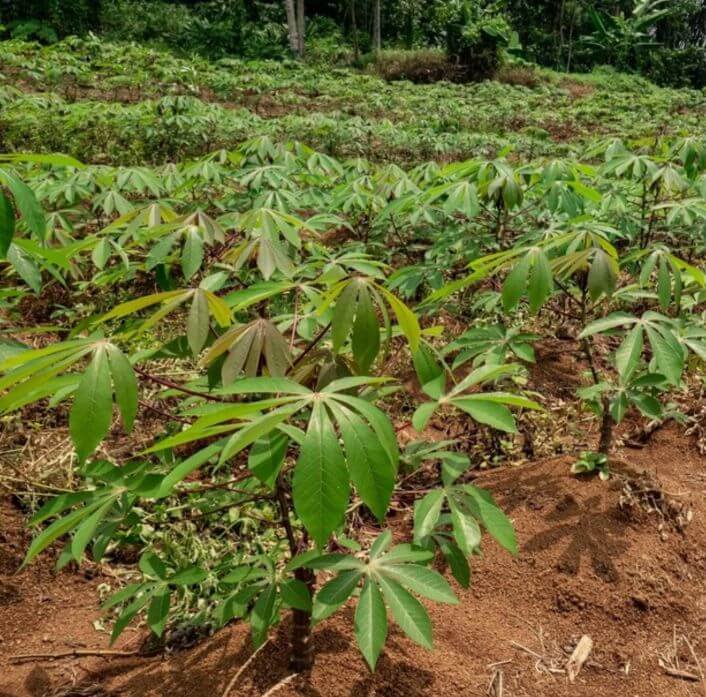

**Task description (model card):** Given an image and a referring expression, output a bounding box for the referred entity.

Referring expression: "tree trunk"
[350,0,360,60]
[372,0,381,52]
[296,0,306,58]
[275,476,314,671]
[284,0,300,56]
[291,566,315,671]
[598,397,614,457]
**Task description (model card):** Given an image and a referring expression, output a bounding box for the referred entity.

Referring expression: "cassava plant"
[0,151,529,673]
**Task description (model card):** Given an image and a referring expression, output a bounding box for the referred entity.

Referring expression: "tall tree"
[350,0,360,60]
[284,0,301,56]
[297,0,306,57]
[372,0,382,52]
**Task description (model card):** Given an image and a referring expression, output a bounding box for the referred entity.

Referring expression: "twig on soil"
[221,638,272,697]
[683,636,706,696]
[261,673,298,697]
[486,668,504,697]
[662,666,700,681]
[10,648,141,663]
[509,641,545,662]
[658,629,706,694]
[508,622,566,677]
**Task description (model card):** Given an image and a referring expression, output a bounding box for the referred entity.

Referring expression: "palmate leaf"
[413,363,542,434]
[0,339,138,460]
[250,584,278,648]
[413,482,517,562]
[580,312,686,385]
[377,562,457,605]
[202,318,292,381]
[501,247,553,314]
[309,535,460,667]
[95,287,232,338]
[324,277,421,372]
[248,430,289,489]
[145,375,397,546]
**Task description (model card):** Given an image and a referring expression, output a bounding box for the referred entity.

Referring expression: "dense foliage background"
[1,0,705,86]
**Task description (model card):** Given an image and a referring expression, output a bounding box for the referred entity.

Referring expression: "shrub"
[639,46,706,89]
[495,63,541,88]
[440,0,515,80]
[367,49,458,84]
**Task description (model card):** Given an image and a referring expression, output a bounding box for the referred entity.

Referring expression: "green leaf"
[106,345,137,432]
[451,397,517,433]
[656,257,671,310]
[70,497,115,561]
[147,589,170,637]
[331,281,359,352]
[502,255,530,312]
[381,287,421,351]
[23,499,106,567]
[249,431,288,489]
[187,289,210,356]
[645,326,683,385]
[69,347,113,463]
[92,238,111,270]
[329,402,394,521]
[355,578,387,670]
[615,325,644,382]
[438,538,470,588]
[182,229,204,280]
[463,486,518,555]
[369,529,393,559]
[376,575,433,650]
[304,553,366,571]
[6,243,41,292]
[412,401,437,432]
[352,286,379,373]
[139,552,168,580]
[378,563,458,604]
[0,167,45,241]
[313,569,362,623]
[0,191,15,258]
[579,312,635,338]
[219,406,297,465]
[110,590,153,645]
[169,567,208,585]
[250,584,277,648]
[587,249,617,300]
[449,497,481,555]
[413,489,445,543]
[527,251,553,313]
[412,346,445,400]
[280,578,312,612]
[292,401,350,547]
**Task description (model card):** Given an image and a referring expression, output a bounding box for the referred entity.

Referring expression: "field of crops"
[1,34,706,697]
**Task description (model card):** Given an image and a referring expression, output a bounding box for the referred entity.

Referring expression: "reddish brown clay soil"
[1,424,705,697]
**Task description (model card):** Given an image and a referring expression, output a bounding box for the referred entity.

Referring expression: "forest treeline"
[1,2,705,91]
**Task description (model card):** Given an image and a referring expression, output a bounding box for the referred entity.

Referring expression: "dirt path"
[1,424,705,697]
